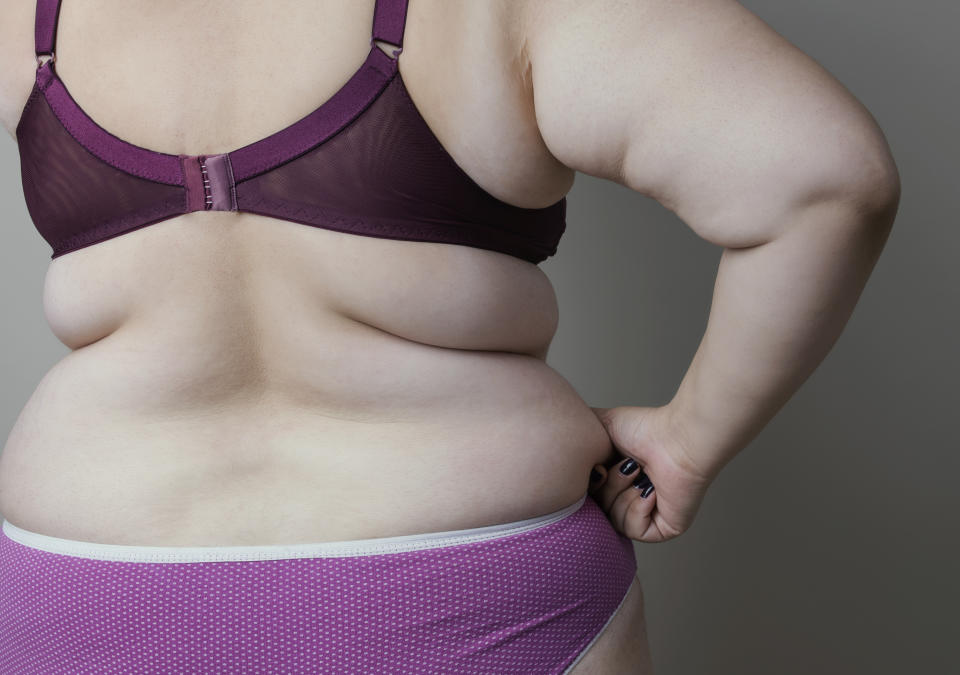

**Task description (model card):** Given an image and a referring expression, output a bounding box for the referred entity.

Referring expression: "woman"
[0,0,898,672]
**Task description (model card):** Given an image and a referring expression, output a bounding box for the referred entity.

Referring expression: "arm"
[522,0,900,483]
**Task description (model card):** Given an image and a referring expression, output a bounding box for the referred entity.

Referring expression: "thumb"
[588,464,608,492]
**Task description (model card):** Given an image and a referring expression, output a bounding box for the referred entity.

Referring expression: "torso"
[0,0,609,547]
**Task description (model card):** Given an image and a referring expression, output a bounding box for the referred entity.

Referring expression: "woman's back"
[1,5,650,671]
[1,1,899,672]
[0,0,606,550]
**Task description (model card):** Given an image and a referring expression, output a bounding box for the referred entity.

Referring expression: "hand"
[586,405,715,543]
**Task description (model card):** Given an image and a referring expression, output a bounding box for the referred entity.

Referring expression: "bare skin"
[0,1,899,673]
[526,0,899,552]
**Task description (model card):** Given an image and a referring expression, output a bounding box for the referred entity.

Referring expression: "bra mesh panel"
[235,75,565,264]
[17,86,186,259]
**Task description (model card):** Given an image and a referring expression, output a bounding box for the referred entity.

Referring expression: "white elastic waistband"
[1,494,587,563]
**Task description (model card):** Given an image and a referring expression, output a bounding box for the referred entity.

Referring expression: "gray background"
[1,1,955,673]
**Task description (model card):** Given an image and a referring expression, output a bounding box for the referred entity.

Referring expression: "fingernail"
[590,468,602,483]
[640,484,655,498]
[619,458,639,475]
[631,472,651,490]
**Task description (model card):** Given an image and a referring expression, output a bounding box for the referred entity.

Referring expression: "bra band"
[35,0,411,59]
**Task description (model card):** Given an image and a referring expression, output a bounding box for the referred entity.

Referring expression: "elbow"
[871,155,901,224]
[856,149,901,217]
[673,136,902,250]
[766,142,902,248]
[822,141,902,228]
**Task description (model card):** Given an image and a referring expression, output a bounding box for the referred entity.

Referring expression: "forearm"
[665,196,897,481]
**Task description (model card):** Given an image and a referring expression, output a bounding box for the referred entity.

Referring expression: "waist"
[0,323,613,547]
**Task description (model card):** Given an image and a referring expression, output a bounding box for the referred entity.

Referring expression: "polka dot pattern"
[0,494,636,673]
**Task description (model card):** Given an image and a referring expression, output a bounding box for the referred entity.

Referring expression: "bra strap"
[35,0,63,59]
[371,0,410,57]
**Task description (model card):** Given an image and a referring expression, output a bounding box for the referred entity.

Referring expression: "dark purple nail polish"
[619,459,639,475]
[640,484,654,498]
[631,472,651,490]
[590,468,602,483]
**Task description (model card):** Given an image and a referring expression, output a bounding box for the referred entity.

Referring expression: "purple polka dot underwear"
[0,493,636,674]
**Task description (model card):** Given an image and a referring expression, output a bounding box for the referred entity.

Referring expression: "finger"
[610,475,657,541]
[587,465,608,495]
[595,456,643,512]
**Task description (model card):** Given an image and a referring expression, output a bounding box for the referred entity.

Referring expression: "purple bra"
[16,0,566,263]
